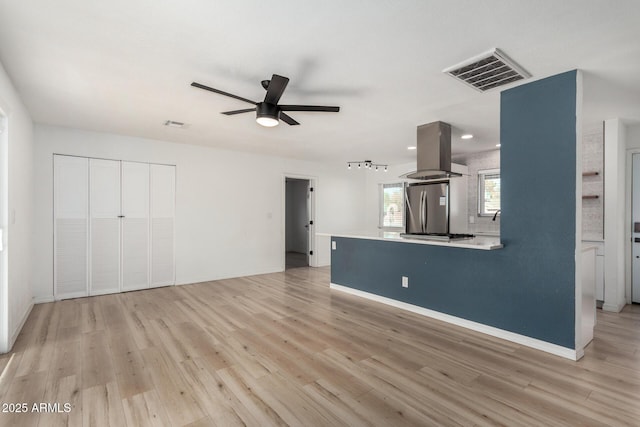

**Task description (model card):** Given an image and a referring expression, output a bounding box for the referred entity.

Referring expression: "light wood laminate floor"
[1,266,640,426]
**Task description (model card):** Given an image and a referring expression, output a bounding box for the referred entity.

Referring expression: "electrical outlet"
[469,215,475,224]
[331,241,336,250]
[402,276,409,288]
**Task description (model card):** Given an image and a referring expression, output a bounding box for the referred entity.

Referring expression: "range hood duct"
[402,121,461,180]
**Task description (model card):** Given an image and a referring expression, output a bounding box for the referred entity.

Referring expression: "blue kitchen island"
[328,70,592,360]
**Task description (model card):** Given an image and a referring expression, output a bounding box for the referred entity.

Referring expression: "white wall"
[0,61,34,352]
[33,124,365,301]
[603,118,627,312]
[626,123,640,149]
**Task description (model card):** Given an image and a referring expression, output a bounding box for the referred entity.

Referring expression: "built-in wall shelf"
[582,195,599,199]
[582,171,600,177]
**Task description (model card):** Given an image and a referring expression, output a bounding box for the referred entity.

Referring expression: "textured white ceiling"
[0,0,639,164]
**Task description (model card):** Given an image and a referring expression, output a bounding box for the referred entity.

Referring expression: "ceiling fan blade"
[191,82,257,105]
[279,105,340,112]
[221,108,257,115]
[280,112,300,126]
[263,74,289,105]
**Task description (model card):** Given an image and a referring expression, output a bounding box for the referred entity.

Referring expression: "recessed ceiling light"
[461,134,473,140]
[496,143,501,147]
[407,146,417,150]
[164,120,185,128]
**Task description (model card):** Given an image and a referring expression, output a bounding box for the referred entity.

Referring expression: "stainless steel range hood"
[401,121,461,180]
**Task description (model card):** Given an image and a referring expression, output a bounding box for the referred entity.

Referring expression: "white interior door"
[0,115,5,351]
[632,153,640,303]
[305,182,312,266]
[150,164,175,287]
[54,155,89,299]
[89,159,121,295]
[121,162,150,291]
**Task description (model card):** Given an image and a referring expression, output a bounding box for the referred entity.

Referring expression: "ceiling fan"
[191,74,340,127]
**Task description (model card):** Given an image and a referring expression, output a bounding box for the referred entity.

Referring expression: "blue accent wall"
[332,70,578,348]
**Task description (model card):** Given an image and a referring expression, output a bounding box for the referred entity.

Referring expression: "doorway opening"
[632,153,640,303]
[285,177,313,269]
[0,112,7,352]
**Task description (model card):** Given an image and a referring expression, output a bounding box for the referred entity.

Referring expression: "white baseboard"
[602,301,626,313]
[330,283,579,361]
[176,267,284,286]
[9,302,34,350]
[33,296,54,304]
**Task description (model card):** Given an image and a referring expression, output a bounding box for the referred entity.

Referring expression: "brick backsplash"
[582,124,604,239]
[460,150,501,234]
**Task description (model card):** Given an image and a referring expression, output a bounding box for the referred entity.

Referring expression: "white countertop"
[317,231,503,250]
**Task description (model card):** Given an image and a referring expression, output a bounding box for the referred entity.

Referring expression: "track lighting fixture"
[347,160,388,172]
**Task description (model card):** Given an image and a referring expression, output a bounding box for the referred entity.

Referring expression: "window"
[380,183,404,229]
[478,169,500,216]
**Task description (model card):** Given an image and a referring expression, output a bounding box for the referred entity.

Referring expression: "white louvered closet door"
[150,164,175,287]
[89,159,121,295]
[121,162,150,291]
[54,155,89,299]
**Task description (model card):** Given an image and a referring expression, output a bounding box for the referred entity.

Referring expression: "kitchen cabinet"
[583,240,604,301]
[580,246,596,347]
[595,247,604,301]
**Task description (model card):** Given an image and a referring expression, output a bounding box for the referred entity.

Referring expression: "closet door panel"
[150,164,175,287]
[122,162,150,291]
[54,155,89,299]
[89,159,121,295]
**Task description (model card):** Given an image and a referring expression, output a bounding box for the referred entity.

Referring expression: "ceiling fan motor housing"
[256,102,280,121]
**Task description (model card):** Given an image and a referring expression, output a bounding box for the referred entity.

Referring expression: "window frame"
[477,168,501,217]
[379,182,405,230]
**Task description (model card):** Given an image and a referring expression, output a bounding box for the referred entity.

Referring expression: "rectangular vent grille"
[443,48,530,92]
[164,120,185,128]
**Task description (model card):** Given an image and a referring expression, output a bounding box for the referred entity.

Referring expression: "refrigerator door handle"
[420,190,426,232]
[418,191,422,232]
[424,190,428,232]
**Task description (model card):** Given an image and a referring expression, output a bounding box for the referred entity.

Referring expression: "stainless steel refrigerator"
[405,181,449,234]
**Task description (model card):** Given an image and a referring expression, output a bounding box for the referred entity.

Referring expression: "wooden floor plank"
[38,374,82,427]
[121,389,171,427]
[3,266,640,426]
[140,346,206,426]
[81,381,126,427]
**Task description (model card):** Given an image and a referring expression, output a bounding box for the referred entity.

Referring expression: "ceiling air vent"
[164,120,186,128]
[443,48,530,92]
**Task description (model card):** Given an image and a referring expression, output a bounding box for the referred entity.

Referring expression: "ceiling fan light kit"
[191,74,340,127]
[255,103,280,127]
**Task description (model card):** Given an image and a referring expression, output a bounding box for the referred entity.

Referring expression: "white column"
[603,119,627,312]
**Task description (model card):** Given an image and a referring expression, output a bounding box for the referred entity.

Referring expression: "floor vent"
[443,48,530,92]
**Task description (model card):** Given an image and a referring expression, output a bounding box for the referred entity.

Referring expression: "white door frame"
[625,148,640,304]
[0,108,8,353]
[282,174,317,270]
